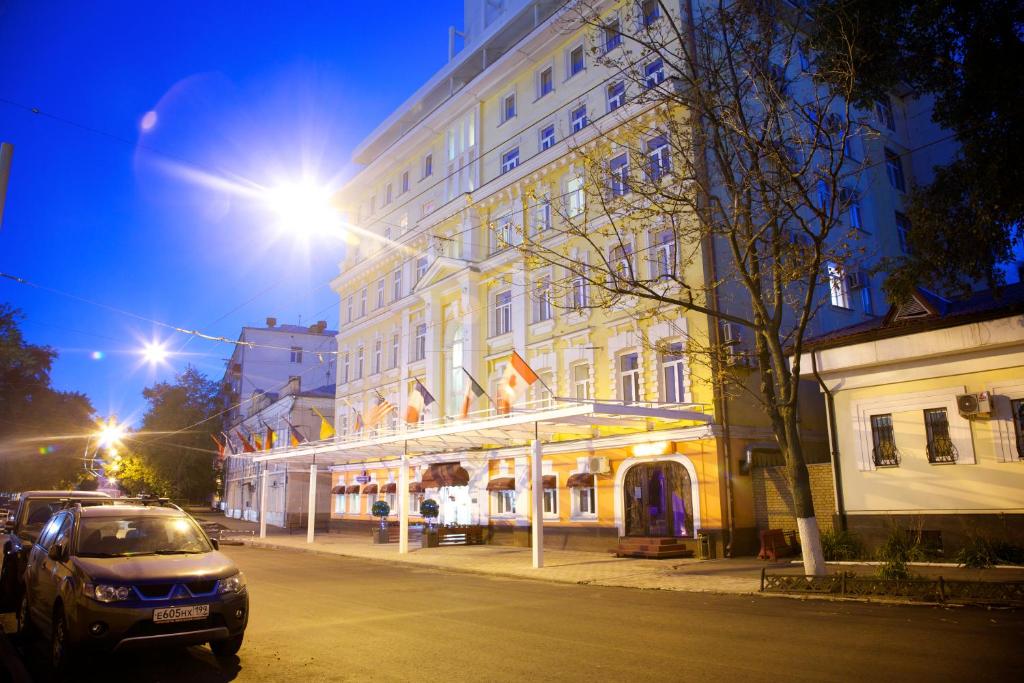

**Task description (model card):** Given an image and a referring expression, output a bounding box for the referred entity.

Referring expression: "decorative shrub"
[371,500,390,519]
[955,537,1024,568]
[420,498,439,527]
[876,526,923,580]
[820,529,865,561]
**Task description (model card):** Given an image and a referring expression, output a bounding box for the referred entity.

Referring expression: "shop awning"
[421,462,469,488]
[362,483,379,494]
[409,482,424,493]
[344,485,360,494]
[542,475,556,490]
[330,485,346,494]
[486,477,515,491]
[380,482,397,493]
[566,473,595,488]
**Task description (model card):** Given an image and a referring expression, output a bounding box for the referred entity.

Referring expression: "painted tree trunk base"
[797,516,827,576]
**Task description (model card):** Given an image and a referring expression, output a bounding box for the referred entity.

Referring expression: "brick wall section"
[753,463,836,534]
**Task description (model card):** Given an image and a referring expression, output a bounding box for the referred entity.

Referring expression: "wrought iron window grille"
[927,436,958,464]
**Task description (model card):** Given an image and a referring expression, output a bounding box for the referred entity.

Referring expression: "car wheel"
[210,633,244,657]
[50,608,76,673]
[14,591,33,640]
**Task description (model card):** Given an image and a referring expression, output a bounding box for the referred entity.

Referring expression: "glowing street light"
[96,419,126,448]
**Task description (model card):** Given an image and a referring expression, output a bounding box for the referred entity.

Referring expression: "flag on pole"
[312,406,335,440]
[496,351,539,414]
[405,379,436,425]
[366,391,396,430]
[353,408,364,433]
[210,434,225,459]
[235,429,256,453]
[260,421,275,450]
[460,368,487,418]
[285,420,306,447]
[253,432,264,451]
[221,432,234,456]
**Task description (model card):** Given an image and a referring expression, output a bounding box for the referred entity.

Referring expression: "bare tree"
[515,0,868,574]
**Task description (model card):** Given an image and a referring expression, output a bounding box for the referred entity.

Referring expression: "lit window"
[540,124,556,151]
[573,364,591,400]
[827,261,851,309]
[289,347,302,364]
[885,147,905,192]
[620,352,640,404]
[662,342,686,403]
[566,176,585,217]
[607,81,625,111]
[568,45,585,77]
[494,290,512,335]
[1011,399,1024,460]
[647,135,671,180]
[539,67,554,98]
[570,105,588,133]
[501,147,520,174]
[334,489,346,514]
[645,59,665,88]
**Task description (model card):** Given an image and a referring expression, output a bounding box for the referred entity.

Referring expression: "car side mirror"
[48,542,65,562]
[210,538,220,551]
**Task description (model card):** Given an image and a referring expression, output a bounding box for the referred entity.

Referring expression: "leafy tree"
[111,452,169,497]
[0,304,96,490]
[132,366,224,503]
[810,0,1024,300]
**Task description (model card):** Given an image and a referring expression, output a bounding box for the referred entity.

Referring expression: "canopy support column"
[531,436,544,569]
[399,444,410,554]
[259,466,268,539]
[307,463,317,544]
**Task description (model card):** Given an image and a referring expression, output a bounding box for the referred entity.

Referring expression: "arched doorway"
[623,461,694,537]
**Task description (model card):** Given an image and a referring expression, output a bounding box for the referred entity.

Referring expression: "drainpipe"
[811,350,846,530]
[684,0,736,557]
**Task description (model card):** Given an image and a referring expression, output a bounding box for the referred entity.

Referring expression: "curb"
[0,629,31,683]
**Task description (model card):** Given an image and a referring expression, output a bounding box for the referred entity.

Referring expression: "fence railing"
[760,570,1024,605]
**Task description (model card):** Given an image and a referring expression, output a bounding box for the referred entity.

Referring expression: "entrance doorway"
[623,461,693,537]
[438,486,472,525]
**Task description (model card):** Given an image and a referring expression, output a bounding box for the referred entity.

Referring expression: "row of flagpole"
[210,350,547,459]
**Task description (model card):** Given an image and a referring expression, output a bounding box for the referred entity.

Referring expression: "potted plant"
[420,498,439,548]
[371,500,391,543]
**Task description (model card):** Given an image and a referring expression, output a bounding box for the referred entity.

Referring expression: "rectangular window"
[817,178,831,211]
[607,81,625,112]
[501,147,520,174]
[662,342,686,403]
[376,278,385,308]
[842,188,863,229]
[348,493,359,513]
[334,490,346,514]
[385,183,393,205]
[570,105,588,133]
[534,195,551,233]
[870,414,899,467]
[603,18,621,52]
[645,59,665,88]
[413,323,427,361]
[566,176,585,217]
[390,334,400,369]
[543,487,559,515]
[894,211,912,254]
[416,256,429,282]
[423,153,433,178]
[611,243,634,279]
[608,153,629,197]
[885,148,906,192]
[876,96,895,131]
[494,290,512,335]
[494,213,516,252]
[502,93,516,123]
[577,486,596,515]
[827,261,851,309]
[620,352,640,404]
[654,229,676,278]
[393,269,403,301]
[370,195,376,214]
[797,42,811,71]
[346,296,353,323]
[341,352,350,383]
[924,408,958,463]
[647,135,671,180]
[289,346,302,363]
[410,492,423,514]
[573,364,591,400]
[373,339,382,374]
[401,171,409,194]
[1011,398,1024,460]
[494,490,516,515]
[533,276,553,323]
[355,346,364,380]
[540,124,556,151]
[539,67,554,98]
[568,45,585,77]
[570,268,589,310]
[641,0,660,27]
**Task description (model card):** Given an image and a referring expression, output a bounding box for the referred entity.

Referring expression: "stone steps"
[613,536,695,559]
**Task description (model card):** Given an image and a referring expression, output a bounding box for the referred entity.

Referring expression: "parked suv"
[1,491,111,611]
[16,501,247,669]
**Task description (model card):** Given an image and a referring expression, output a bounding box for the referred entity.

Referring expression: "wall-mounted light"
[631,441,676,457]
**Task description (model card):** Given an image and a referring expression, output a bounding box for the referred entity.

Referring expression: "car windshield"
[76,515,212,557]
[21,501,66,534]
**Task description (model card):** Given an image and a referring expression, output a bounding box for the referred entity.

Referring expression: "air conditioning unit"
[721,322,741,346]
[587,456,611,475]
[846,271,869,290]
[956,392,991,418]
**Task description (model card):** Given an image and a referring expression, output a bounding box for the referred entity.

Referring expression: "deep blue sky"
[0,1,463,424]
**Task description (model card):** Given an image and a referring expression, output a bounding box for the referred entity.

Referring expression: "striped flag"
[235,429,256,453]
[405,379,435,425]
[497,351,539,414]
[460,368,487,418]
[366,391,396,429]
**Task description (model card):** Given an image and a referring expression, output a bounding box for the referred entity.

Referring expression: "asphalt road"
[3,545,1023,682]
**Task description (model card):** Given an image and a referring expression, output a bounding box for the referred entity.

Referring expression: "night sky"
[0,1,463,424]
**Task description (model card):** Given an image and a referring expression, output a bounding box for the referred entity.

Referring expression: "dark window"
[894,211,912,253]
[885,148,906,192]
[289,347,303,363]
[876,96,895,130]
[1011,399,1024,460]
[870,414,900,467]
[641,0,660,27]
[924,408,958,463]
[604,19,621,52]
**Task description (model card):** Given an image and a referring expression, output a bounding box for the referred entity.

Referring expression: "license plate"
[153,604,209,623]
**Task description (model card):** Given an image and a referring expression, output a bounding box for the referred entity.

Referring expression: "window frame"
[413,323,427,361]
[539,124,556,151]
[661,342,687,403]
[619,352,641,404]
[500,147,520,174]
[567,44,585,78]
[538,66,554,99]
[289,346,303,364]
[494,290,513,336]
[570,105,588,133]
[644,58,665,88]
[885,147,906,192]
[607,81,625,112]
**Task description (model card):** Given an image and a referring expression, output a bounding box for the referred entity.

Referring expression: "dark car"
[1,491,111,611]
[16,502,247,670]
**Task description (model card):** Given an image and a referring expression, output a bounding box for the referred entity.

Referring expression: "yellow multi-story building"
[265,0,949,556]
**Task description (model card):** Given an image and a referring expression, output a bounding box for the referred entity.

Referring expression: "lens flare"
[91,351,105,360]
[140,110,158,131]
[141,341,169,365]
[266,181,341,239]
